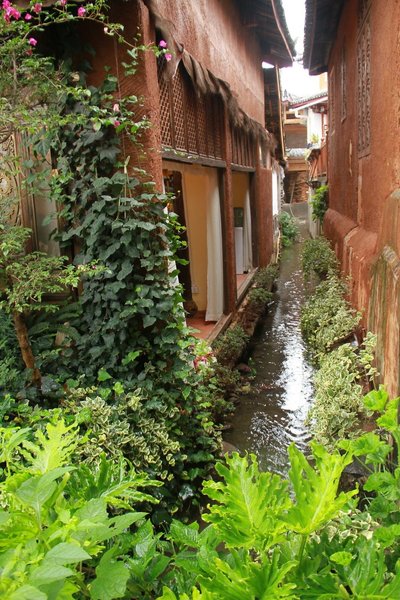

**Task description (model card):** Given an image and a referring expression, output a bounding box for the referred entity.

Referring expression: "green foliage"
[301,237,338,280]
[0,222,93,314]
[1,396,400,598]
[0,415,157,599]
[300,272,360,361]
[279,212,299,247]
[308,341,374,448]
[212,325,249,366]
[0,2,223,507]
[311,184,329,223]
[0,311,23,393]
[247,287,273,310]
[253,265,278,288]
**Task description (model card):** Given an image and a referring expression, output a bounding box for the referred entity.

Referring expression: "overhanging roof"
[303,0,345,75]
[238,0,296,67]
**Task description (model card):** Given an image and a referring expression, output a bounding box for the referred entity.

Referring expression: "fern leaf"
[202,453,290,551]
[22,419,80,474]
[283,442,357,535]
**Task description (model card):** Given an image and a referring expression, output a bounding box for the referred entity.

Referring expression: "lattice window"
[157,58,173,147]
[172,73,186,151]
[357,0,371,156]
[158,59,225,162]
[230,125,256,168]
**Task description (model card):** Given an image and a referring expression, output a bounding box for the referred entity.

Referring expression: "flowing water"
[224,203,314,476]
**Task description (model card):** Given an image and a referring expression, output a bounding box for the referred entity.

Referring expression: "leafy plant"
[311,184,329,224]
[253,265,278,288]
[279,212,299,247]
[0,416,158,599]
[0,222,93,388]
[300,272,360,361]
[247,287,273,310]
[212,325,249,367]
[301,237,338,280]
[307,340,375,448]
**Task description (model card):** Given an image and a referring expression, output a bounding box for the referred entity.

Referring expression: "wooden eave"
[303,0,345,75]
[239,0,296,67]
[264,67,285,159]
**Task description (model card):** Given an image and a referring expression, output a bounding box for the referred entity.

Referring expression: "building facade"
[304,0,400,395]
[1,0,294,339]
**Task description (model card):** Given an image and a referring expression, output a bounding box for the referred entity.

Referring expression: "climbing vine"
[0,1,222,511]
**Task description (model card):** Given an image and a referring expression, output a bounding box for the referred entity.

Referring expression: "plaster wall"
[324,0,400,393]
[156,0,265,124]
[232,172,249,208]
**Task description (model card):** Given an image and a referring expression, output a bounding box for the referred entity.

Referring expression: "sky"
[279,0,325,98]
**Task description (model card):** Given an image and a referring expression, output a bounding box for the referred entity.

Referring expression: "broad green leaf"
[283,442,357,535]
[16,468,72,511]
[330,551,353,566]
[338,432,391,466]
[363,387,389,412]
[29,564,74,586]
[364,469,400,500]
[90,549,130,600]
[9,586,47,600]
[44,542,91,565]
[98,368,112,382]
[203,453,290,551]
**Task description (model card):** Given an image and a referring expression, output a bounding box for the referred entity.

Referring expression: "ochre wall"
[323,0,400,395]
[232,172,249,208]
[155,0,265,125]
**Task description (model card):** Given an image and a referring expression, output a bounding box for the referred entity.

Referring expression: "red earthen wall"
[324,0,400,394]
[156,0,265,125]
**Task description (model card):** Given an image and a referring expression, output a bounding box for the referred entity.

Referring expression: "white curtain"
[206,175,224,322]
[243,190,253,272]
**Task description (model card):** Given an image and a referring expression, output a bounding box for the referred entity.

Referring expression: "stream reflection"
[224,204,314,476]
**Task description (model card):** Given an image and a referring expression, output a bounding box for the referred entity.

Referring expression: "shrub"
[302,237,339,280]
[300,272,360,362]
[212,325,249,366]
[253,265,278,288]
[311,183,329,223]
[247,287,273,310]
[308,337,376,448]
[0,310,23,393]
[279,211,299,247]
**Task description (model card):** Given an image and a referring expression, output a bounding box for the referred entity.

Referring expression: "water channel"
[224,203,315,476]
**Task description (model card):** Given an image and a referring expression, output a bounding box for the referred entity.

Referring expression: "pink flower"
[25,13,32,20]
[32,2,42,13]
[77,6,86,17]
[2,1,11,8]
[113,103,120,113]
[3,6,21,20]
[165,53,172,62]
[159,40,167,48]
[114,120,121,127]
[58,0,67,5]
[28,37,38,46]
